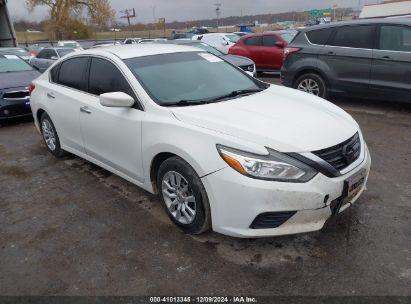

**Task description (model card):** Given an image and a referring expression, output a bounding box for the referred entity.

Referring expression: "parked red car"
[229,30,297,73]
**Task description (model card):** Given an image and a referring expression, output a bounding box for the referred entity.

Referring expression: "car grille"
[250,211,297,229]
[240,64,254,72]
[312,132,361,171]
[2,90,30,101]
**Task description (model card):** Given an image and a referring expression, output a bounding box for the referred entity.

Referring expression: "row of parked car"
[194,18,411,103]
[1,18,410,122]
[0,33,258,121]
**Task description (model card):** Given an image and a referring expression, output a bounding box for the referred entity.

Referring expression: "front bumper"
[202,147,371,238]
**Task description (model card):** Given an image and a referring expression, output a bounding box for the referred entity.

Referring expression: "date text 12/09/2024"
[149,296,258,303]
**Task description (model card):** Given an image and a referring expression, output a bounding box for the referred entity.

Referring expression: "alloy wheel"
[297,78,320,96]
[41,119,57,151]
[161,171,197,225]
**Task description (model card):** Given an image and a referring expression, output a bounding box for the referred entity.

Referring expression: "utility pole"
[357,0,361,17]
[152,6,156,30]
[215,3,221,32]
[333,4,337,22]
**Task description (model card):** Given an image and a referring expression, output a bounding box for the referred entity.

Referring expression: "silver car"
[29,47,74,72]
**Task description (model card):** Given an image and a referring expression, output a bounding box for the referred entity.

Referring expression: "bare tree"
[26,0,115,39]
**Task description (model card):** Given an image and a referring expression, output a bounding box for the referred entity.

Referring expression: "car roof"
[298,18,411,32]
[69,44,204,59]
[41,47,74,51]
[160,40,201,45]
[201,33,231,36]
[0,47,26,50]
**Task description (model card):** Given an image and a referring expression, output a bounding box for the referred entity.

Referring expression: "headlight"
[217,145,317,182]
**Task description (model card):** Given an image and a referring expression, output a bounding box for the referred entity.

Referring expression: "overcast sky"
[8,0,382,24]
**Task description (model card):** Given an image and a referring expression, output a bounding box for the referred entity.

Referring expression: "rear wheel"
[40,112,67,157]
[294,73,327,99]
[157,156,211,234]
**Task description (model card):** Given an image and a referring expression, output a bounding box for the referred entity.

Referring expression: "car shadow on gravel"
[62,152,369,270]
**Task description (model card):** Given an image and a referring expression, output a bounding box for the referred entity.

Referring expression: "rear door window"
[244,36,262,46]
[329,25,375,49]
[50,64,60,83]
[262,35,279,47]
[306,28,334,45]
[57,57,88,91]
[88,57,135,98]
[379,25,411,52]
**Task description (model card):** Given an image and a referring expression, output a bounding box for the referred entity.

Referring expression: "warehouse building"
[360,0,411,19]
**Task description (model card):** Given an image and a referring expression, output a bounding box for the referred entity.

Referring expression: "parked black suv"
[281,19,411,102]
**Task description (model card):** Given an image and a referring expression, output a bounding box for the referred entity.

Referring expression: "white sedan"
[192,33,240,54]
[29,44,371,238]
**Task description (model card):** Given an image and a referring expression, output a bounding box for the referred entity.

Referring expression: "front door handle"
[80,106,92,114]
[381,55,391,59]
[327,51,335,55]
[47,92,55,99]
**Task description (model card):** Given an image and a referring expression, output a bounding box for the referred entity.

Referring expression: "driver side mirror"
[99,92,135,108]
[275,40,285,48]
[223,41,229,46]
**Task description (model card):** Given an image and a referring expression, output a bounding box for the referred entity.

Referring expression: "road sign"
[158,18,165,24]
[309,9,320,17]
[310,9,332,17]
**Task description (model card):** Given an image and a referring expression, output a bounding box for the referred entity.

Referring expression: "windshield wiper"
[207,88,264,102]
[164,99,210,107]
[164,88,264,107]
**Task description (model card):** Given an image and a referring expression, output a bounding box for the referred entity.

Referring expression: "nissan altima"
[29,44,371,237]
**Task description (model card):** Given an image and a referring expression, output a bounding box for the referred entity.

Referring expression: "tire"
[294,73,327,99]
[40,112,67,157]
[157,156,211,234]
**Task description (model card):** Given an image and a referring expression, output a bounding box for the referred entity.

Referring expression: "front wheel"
[157,157,211,234]
[294,73,327,99]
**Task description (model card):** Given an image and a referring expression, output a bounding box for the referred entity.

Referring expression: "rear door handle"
[80,106,92,114]
[47,92,55,99]
[327,51,335,55]
[381,55,391,59]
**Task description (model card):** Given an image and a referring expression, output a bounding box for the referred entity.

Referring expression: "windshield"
[225,34,240,43]
[0,55,33,73]
[194,43,223,56]
[1,48,31,56]
[57,48,74,57]
[125,52,264,106]
[280,32,297,43]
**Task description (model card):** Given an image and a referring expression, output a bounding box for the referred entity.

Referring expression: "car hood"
[0,70,40,90]
[220,54,253,67]
[171,86,358,152]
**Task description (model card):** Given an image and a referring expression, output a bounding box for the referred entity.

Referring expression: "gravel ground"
[1,77,410,296]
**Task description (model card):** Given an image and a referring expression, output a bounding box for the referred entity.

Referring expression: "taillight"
[284,47,300,60]
[28,83,35,96]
